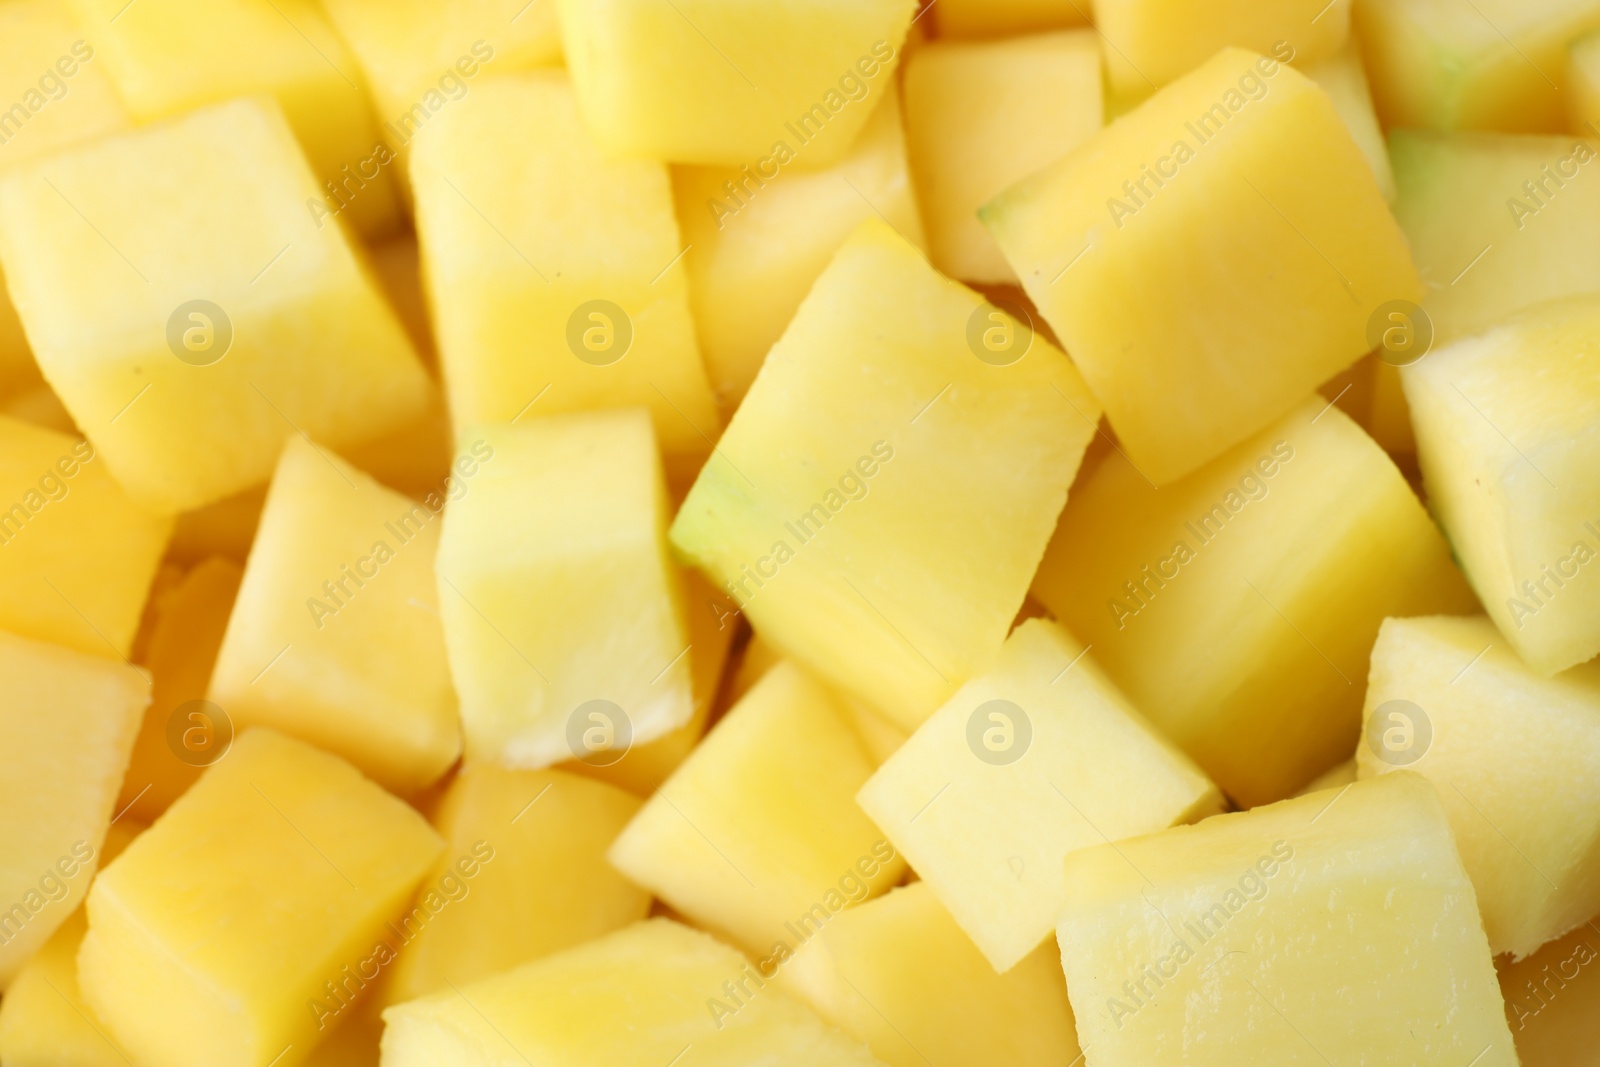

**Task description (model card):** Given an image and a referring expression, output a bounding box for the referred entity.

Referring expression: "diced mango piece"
[437,411,693,769]
[1403,294,1600,674]
[1301,40,1396,201]
[1392,130,1600,345]
[676,88,923,411]
[984,48,1417,484]
[779,881,1080,1067]
[1358,615,1600,957]
[1498,917,1600,1065]
[1058,773,1517,1066]
[0,97,434,513]
[410,72,718,481]
[209,437,461,794]
[1571,30,1600,135]
[0,416,171,658]
[609,661,903,955]
[381,918,884,1066]
[903,31,1102,284]
[858,619,1221,971]
[67,0,399,235]
[672,219,1101,730]
[120,556,242,821]
[1094,0,1350,98]
[1355,0,1600,134]
[1032,398,1477,807]
[0,632,148,987]
[379,766,648,1006]
[79,728,443,1067]
[932,0,1089,38]
[556,0,916,166]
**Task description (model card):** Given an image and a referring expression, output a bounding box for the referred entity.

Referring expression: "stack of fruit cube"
[0,0,1598,1065]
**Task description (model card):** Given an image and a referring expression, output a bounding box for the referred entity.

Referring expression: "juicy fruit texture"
[1301,41,1397,200]
[436,412,693,769]
[67,0,398,235]
[983,48,1418,485]
[119,556,242,820]
[1498,917,1600,1065]
[0,97,433,512]
[381,919,884,1066]
[556,0,917,167]
[676,88,924,412]
[1403,294,1600,674]
[1058,773,1517,1066]
[857,619,1222,972]
[0,632,148,987]
[410,72,717,481]
[933,0,1089,38]
[671,219,1101,730]
[904,32,1102,284]
[1032,399,1477,807]
[379,766,649,1007]
[78,729,443,1067]
[1572,30,1600,135]
[609,662,903,956]
[1094,0,1351,97]
[0,417,171,658]
[1355,0,1600,133]
[1391,130,1600,344]
[1358,615,1600,958]
[209,438,461,794]
[778,881,1082,1067]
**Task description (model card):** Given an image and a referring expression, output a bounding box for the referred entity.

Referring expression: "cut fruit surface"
[1058,773,1516,1066]
[672,219,1100,730]
[857,618,1221,972]
[983,47,1418,484]
[1301,40,1396,201]
[1358,615,1600,958]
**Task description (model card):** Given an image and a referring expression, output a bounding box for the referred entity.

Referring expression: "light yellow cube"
[79,728,443,1067]
[209,437,461,794]
[0,97,434,512]
[609,661,903,956]
[858,619,1222,971]
[410,72,718,481]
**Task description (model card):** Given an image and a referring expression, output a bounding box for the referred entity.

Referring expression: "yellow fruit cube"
[410,72,718,481]
[209,437,461,794]
[0,97,434,513]
[1358,615,1600,958]
[1059,773,1516,1066]
[0,632,148,987]
[1355,0,1600,134]
[120,556,242,821]
[903,31,1102,284]
[79,728,443,1067]
[1498,917,1600,1065]
[1301,41,1396,201]
[1032,398,1477,807]
[556,0,916,166]
[779,881,1081,1067]
[382,918,884,1065]
[982,47,1419,485]
[609,661,903,956]
[1570,30,1600,135]
[1403,294,1600,674]
[671,219,1101,730]
[932,0,1089,38]
[676,89,924,411]
[67,0,398,235]
[0,416,171,658]
[858,619,1221,971]
[379,765,649,1006]
[437,411,694,769]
